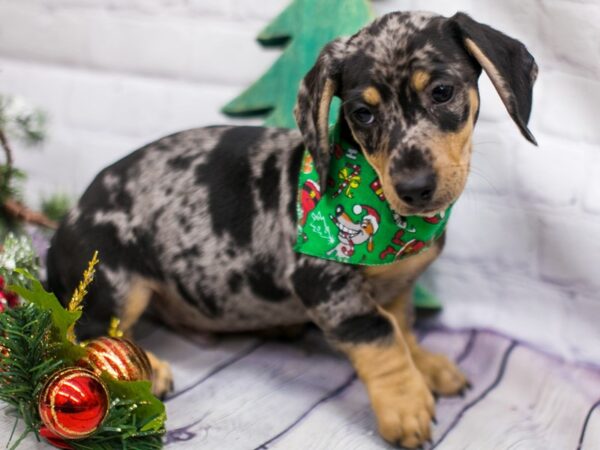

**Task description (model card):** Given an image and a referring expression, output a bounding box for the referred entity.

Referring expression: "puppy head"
[295,11,538,216]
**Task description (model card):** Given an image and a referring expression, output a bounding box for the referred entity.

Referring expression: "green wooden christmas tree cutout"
[222,0,373,128]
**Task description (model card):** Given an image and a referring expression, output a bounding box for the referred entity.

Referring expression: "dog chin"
[412,206,448,217]
[394,201,453,218]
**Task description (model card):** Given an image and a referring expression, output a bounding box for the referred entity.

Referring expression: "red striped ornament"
[81,337,152,382]
[39,426,74,449]
[38,367,108,439]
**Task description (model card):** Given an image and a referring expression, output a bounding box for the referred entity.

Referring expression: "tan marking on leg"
[119,277,155,337]
[411,70,431,92]
[362,86,382,106]
[146,350,174,399]
[384,291,469,396]
[116,279,174,397]
[341,309,434,448]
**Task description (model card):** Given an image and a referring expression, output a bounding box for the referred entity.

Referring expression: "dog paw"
[413,350,469,396]
[371,369,435,448]
[146,351,174,399]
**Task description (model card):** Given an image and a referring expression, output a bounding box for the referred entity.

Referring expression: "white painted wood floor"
[2,325,599,449]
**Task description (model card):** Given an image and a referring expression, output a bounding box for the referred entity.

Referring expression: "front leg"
[292,258,434,448]
[365,240,469,397]
[384,287,469,396]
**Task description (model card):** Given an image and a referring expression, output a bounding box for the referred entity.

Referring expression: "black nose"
[394,171,437,208]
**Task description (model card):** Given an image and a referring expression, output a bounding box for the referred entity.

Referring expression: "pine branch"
[3,198,58,229]
[69,397,164,450]
[0,272,167,449]
[0,304,66,448]
[0,302,166,450]
[0,96,56,229]
[0,128,14,169]
[0,127,16,206]
[0,95,47,147]
[41,193,72,223]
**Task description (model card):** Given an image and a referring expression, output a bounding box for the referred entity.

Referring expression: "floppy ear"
[451,12,538,145]
[295,38,348,192]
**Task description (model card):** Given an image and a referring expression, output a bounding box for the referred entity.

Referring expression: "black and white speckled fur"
[47,11,537,448]
[48,127,310,335]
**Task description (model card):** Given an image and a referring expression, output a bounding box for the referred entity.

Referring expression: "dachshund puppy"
[46,11,537,448]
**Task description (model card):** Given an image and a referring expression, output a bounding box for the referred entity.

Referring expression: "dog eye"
[431,84,454,103]
[352,107,375,125]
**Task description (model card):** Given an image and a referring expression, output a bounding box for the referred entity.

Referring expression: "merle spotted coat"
[47,11,537,448]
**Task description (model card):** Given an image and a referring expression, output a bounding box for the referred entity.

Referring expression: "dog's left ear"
[295,38,348,192]
[451,12,538,145]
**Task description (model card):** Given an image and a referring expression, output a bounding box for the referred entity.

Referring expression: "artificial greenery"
[0,94,45,206]
[41,193,72,223]
[0,304,62,450]
[0,269,166,449]
[0,95,47,146]
[0,234,39,286]
[68,393,163,450]
[0,166,25,204]
[10,269,85,362]
[0,93,61,237]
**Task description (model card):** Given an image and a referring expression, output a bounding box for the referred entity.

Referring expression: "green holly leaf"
[103,377,167,434]
[9,269,80,337]
[8,268,85,360]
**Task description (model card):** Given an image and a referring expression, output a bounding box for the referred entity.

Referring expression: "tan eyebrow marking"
[362,86,382,106]
[411,70,431,92]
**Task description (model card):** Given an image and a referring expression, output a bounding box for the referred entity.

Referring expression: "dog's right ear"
[295,38,348,193]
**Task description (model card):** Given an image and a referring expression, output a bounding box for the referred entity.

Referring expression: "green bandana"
[294,125,452,266]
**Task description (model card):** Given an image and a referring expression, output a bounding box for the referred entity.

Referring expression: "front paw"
[413,350,469,396]
[370,369,435,448]
[151,359,174,399]
[146,351,174,399]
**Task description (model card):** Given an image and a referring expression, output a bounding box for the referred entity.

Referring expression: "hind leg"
[49,254,174,398]
[46,226,128,340]
[73,267,124,340]
[46,214,173,397]
[119,277,174,399]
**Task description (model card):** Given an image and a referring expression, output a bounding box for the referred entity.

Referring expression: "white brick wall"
[1,0,599,364]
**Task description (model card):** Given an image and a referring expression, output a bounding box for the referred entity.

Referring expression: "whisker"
[467,166,502,196]
[472,140,502,146]
[340,95,364,107]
